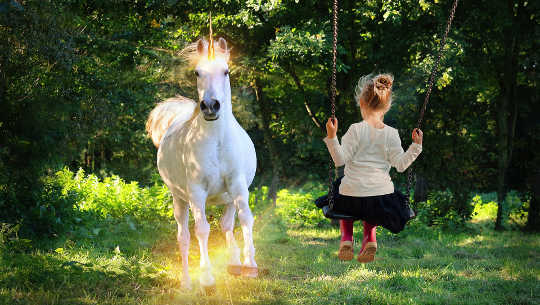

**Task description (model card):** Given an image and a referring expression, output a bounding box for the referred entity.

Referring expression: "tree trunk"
[254,78,280,206]
[0,43,8,131]
[414,175,428,203]
[526,170,540,231]
[495,1,520,230]
[495,94,510,230]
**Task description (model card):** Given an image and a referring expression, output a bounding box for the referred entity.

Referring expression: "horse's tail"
[145,97,197,148]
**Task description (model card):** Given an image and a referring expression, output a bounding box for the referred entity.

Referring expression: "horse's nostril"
[200,102,208,111]
[213,100,220,111]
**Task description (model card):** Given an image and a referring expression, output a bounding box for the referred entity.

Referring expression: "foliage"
[275,182,328,228]
[471,194,499,221]
[0,0,538,231]
[30,172,83,236]
[2,167,173,237]
[0,0,174,234]
[471,192,529,228]
[54,168,172,222]
[413,189,473,229]
[203,185,272,229]
[0,223,32,254]
[1,164,276,237]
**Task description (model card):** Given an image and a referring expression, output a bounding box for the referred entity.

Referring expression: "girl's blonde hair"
[354,73,394,113]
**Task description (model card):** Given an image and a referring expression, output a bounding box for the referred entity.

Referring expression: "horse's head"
[194,38,230,121]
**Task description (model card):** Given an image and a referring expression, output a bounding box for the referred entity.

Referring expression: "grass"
[1,191,539,305]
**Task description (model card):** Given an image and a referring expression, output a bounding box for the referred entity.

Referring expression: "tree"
[458,0,538,229]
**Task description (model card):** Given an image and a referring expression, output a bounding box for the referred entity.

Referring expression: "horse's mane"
[180,38,230,66]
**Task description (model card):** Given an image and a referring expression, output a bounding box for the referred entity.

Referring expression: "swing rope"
[327,0,460,214]
[328,0,339,211]
[406,0,459,203]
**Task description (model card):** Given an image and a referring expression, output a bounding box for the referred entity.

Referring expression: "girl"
[321,73,423,262]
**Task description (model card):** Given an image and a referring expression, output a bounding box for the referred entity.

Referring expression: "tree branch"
[285,65,323,131]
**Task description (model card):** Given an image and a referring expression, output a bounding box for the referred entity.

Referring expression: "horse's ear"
[197,39,206,56]
[218,37,228,54]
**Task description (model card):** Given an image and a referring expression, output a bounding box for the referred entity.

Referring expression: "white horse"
[146,37,257,290]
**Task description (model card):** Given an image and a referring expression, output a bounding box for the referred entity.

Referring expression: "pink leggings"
[340,220,376,249]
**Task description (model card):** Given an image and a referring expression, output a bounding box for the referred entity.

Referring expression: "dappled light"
[1,0,538,304]
[1,173,538,304]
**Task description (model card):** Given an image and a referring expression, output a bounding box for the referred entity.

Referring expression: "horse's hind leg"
[173,195,191,290]
[221,202,242,275]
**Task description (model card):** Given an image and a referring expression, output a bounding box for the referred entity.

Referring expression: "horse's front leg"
[229,178,257,277]
[172,195,191,290]
[188,187,215,289]
[221,202,242,275]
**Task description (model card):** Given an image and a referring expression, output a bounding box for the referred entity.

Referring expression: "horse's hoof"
[241,266,258,278]
[200,284,216,296]
[227,265,242,276]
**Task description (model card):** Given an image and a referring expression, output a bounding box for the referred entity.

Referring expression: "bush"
[0,223,32,254]
[470,194,498,221]
[414,189,473,228]
[30,173,82,235]
[201,186,272,229]
[275,183,328,227]
[471,191,529,227]
[52,168,275,232]
[0,168,175,238]
[55,168,172,222]
[0,167,82,237]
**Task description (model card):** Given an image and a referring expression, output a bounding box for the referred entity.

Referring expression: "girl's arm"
[388,128,423,172]
[323,118,358,167]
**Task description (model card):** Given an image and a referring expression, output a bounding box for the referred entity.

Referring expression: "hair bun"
[355,73,394,113]
[374,75,393,91]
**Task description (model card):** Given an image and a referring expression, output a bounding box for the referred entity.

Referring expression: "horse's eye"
[195,71,200,77]
[224,69,229,76]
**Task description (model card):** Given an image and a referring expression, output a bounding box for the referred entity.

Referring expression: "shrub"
[471,191,529,227]
[0,223,32,254]
[55,168,172,222]
[414,189,473,228]
[30,173,82,235]
[202,186,272,229]
[0,167,82,237]
[53,168,275,231]
[0,168,175,238]
[471,194,498,221]
[275,184,328,227]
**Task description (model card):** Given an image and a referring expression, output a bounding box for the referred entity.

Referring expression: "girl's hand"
[412,128,423,145]
[326,117,338,138]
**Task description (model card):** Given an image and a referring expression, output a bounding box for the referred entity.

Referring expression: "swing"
[319,0,460,220]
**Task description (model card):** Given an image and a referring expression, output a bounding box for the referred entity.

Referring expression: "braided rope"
[406,0,459,202]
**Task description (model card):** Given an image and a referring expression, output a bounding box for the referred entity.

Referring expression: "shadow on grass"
[1,204,539,305]
[254,212,540,305]
[0,248,180,305]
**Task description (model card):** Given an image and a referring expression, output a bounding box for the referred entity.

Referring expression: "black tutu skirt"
[315,177,415,234]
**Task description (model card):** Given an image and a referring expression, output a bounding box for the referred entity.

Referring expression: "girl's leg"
[358,221,377,263]
[362,221,377,250]
[338,219,355,261]
[340,219,354,242]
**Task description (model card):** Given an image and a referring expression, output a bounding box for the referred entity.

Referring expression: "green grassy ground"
[1,200,539,305]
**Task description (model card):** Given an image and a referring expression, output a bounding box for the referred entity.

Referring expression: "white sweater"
[324,121,422,197]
